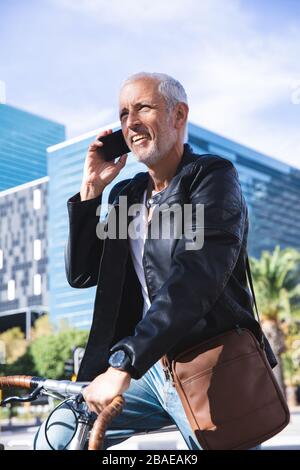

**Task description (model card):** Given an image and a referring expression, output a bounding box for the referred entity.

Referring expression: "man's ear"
[174,102,189,130]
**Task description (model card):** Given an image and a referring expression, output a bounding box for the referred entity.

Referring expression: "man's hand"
[82,367,131,415]
[80,129,128,201]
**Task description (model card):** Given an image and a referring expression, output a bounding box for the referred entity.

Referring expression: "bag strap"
[161,255,265,371]
[245,256,260,323]
[246,255,265,349]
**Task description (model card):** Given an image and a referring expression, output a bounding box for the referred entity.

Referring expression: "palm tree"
[250,246,300,395]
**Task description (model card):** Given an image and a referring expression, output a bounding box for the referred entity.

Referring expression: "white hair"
[122,72,189,140]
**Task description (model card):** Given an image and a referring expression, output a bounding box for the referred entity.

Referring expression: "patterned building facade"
[47,122,300,329]
[0,178,48,337]
[0,103,65,191]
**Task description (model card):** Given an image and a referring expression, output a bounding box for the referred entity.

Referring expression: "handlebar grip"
[0,376,35,389]
[88,395,125,450]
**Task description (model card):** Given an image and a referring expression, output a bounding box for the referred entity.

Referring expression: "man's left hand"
[82,367,131,414]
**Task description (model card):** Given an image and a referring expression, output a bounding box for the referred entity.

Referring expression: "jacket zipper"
[142,208,153,303]
[96,211,111,287]
[97,235,107,287]
[162,360,175,386]
[142,252,153,303]
[142,240,175,385]
[98,202,120,276]
[163,367,175,385]
[142,210,175,386]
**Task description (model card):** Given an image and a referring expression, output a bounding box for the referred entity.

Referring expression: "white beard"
[132,130,177,166]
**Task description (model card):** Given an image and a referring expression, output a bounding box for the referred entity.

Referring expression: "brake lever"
[75,393,84,405]
[0,384,43,406]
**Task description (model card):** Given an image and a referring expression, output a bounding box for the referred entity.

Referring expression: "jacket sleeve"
[110,159,247,378]
[65,179,132,288]
[65,192,104,288]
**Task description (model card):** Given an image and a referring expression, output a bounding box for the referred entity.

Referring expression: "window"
[8,280,15,300]
[0,249,3,269]
[33,189,41,210]
[34,239,41,260]
[34,274,42,295]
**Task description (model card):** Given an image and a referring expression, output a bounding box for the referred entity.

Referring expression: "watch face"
[110,350,126,368]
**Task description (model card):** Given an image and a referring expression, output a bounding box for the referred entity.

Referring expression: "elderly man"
[58,73,276,450]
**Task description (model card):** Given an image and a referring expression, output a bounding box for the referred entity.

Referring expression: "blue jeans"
[102,359,201,450]
[34,360,261,450]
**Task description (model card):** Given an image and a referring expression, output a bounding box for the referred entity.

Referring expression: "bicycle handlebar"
[88,395,124,450]
[0,375,35,390]
[0,375,125,450]
[0,375,89,397]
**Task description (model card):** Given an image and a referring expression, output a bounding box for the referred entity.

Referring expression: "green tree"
[0,327,27,364]
[30,314,54,340]
[1,326,89,380]
[29,329,89,379]
[250,246,300,394]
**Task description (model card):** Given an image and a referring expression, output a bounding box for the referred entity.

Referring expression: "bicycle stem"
[0,375,89,397]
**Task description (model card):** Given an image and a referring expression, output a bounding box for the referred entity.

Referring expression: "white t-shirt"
[128,189,151,318]
[128,187,165,318]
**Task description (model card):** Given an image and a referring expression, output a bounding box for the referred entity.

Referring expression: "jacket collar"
[123,143,196,204]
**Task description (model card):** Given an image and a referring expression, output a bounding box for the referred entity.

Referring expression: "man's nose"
[126,111,141,130]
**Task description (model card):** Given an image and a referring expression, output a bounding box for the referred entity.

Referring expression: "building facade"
[0,103,65,191]
[188,123,300,258]
[0,178,49,338]
[47,122,300,329]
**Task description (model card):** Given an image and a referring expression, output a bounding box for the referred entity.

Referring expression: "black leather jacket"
[65,144,277,381]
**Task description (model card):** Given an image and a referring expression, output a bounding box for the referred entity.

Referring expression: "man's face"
[119,78,178,165]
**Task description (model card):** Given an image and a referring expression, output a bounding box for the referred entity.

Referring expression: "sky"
[0,0,300,169]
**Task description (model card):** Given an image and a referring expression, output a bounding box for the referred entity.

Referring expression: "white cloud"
[50,0,213,25]
[63,107,115,138]
[176,4,300,168]
[42,0,300,167]
[21,98,115,139]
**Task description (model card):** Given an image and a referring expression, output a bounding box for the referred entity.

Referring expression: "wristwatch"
[108,349,134,375]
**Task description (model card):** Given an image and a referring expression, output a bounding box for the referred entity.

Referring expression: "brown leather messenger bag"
[161,257,290,450]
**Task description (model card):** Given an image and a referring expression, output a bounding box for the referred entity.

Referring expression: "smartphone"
[98,129,130,161]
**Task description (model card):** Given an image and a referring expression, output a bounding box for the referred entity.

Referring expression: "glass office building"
[48,122,300,328]
[188,123,300,258]
[0,177,49,339]
[0,103,65,191]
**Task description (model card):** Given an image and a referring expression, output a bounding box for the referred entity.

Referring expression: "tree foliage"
[0,327,27,364]
[250,246,300,322]
[250,246,300,394]
[29,328,88,379]
[0,316,88,380]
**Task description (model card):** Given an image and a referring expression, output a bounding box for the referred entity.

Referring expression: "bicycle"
[0,375,124,450]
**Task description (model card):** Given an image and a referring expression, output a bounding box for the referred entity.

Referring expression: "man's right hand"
[80,129,128,201]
